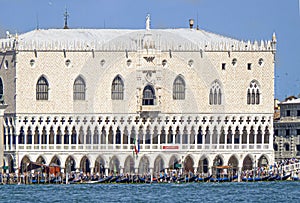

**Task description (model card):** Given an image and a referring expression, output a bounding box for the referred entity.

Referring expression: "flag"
[134,137,140,155]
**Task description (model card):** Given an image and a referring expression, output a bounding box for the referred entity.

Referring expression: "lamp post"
[254,155,257,178]
[66,159,73,184]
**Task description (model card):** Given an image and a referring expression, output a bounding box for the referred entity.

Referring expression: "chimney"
[189,19,194,29]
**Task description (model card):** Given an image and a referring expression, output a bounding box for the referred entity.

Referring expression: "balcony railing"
[14,143,271,152]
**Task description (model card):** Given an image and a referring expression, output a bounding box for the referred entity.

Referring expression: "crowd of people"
[241,158,300,179]
[1,158,300,184]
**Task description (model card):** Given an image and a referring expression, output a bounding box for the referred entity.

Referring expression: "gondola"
[198,175,212,182]
[218,177,230,182]
[109,175,120,183]
[116,177,129,183]
[204,175,212,182]
[267,175,278,181]
[97,176,112,183]
[185,176,197,182]
[229,175,238,182]
[209,177,219,182]
[276,174,291,181]
[138,177,146,183]
[242,177,253,182]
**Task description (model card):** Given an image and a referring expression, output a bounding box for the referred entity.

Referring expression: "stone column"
[90,167,94,175]
[0,104,8,172]
[150,168,153,182]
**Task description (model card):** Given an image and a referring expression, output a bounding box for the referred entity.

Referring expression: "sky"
[0,0,299,101]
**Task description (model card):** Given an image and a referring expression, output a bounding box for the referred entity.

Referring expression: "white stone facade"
[0,22,276,176]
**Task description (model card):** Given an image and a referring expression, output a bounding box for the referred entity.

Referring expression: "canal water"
[0,181,298,202]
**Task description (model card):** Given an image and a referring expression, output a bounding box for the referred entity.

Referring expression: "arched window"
[209,81,222,105]
[36,76,49,100]
[111,75,124,100]
[247,89,251,104]
[142,85,155,105]
[73,76,86,100]
[209,89,213,105]
[247,80,260,105]
[284,143,290,151]
[0,77,3,100]
[173,76,185,100]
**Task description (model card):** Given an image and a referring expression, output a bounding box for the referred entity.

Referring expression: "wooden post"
[0,104,8,176]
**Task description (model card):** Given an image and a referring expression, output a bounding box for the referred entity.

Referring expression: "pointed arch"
[184,155,194,173]
[247,80,260,105]
[169,155,180,169]
[73,75,86,100]
[257,126,262,144]
[138,156,150,175]
[212,155,224,177]
[124,156,135,174]
[65,156,76,172]
[198,156,209,174]
[111,75,124,100]
[142,85,155,105]
[249,126,255,144]
[173,75,185,100]
[228,155,239,175]
[109,156,120,174]
[205,126,210,144]
[209,80,222,105]
[258,155,269,167]
[36,155,47,164]
[242,155,253,171]
[154,155,165,173]
[56,126,62,144]
[20,156,31,173]
[264,126,270,144]
[36,75,49,100]
[80,156,91,173]
[116,127,121,144]
[85,126,91,144]
[94,156,105,175]
[50,155,61,166]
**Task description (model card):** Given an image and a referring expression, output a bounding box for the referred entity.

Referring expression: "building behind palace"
[0,16,276,176]
[274,97,300,161]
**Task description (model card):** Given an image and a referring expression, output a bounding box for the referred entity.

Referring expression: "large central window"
[111,75,124,100]
[73,76,86,100]
[142,85,155,105]
[173,75,185,100]
[36,76,49,100]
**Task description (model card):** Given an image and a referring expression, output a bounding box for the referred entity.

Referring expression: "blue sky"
[0,0,298,100]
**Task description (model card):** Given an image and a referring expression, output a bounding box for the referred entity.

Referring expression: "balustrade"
[15,143,270,152]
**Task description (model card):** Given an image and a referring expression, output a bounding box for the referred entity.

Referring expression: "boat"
[267,175,278,181]
[242,177,253,182]
[116,177,129,183]
[198,175,212,182]
[276,174,291,181]
[109,175,120,183]
[229,175,238,182]
[185,176,197,182]
[97,176,112,183]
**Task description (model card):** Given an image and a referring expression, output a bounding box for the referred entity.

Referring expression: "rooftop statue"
[146,14,150,30]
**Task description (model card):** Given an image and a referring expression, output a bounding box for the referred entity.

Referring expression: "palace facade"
[0,17,276,176]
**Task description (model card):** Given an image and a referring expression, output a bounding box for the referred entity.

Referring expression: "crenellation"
[0,37,277,53]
